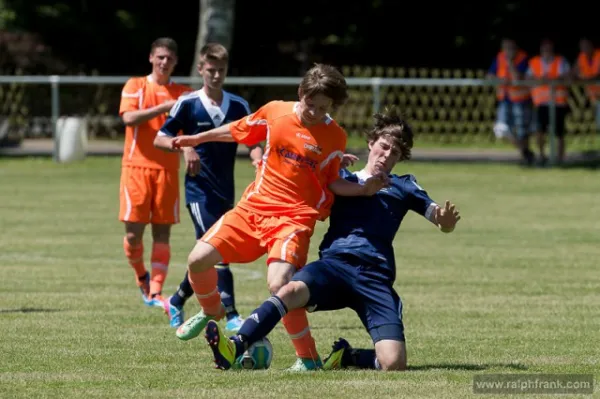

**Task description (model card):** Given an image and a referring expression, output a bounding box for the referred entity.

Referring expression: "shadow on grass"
[0,307,63,314]
[409,362,528,371]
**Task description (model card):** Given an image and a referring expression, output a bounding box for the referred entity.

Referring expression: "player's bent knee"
[151,224,171,243]
[276,281,309,310]
[188,241,222,273]
[267,277,289,296]
[266,261,295,295]
[377,355,406,371]
[375,339,407,371]
[124,223,145,245]
[125,233,142,246]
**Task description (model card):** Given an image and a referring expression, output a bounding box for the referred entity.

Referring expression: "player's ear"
[368,140,374,151]
[196,56,205,72]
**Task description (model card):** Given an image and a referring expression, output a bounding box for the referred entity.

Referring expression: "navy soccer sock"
[233,296,288,357]
[350,349,380,369]
[169,271,194,309]
[216,265,238,319]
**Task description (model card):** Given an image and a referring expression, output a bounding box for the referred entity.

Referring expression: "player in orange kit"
[118,37,192,307]
[160,63,388,371]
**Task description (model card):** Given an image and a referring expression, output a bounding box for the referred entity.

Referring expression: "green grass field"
[1,157,598,398]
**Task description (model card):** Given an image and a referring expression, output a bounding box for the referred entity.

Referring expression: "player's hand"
[436,200,461,233]
[172,134,202,149]
[248,145,264,170]
[183,147,201,176]
[341,153,359,169]
[362,172,389,196]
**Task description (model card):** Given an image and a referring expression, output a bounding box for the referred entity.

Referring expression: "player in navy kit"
[154,43,263,331]
[201,107,461,370]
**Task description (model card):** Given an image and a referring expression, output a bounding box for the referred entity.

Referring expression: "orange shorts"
[119,166,179,225]
[202,207,316,269]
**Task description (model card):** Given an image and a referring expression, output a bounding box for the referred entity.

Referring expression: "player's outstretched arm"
[328,172,389,197]
[428,200,461,233]
[171,123,234,149]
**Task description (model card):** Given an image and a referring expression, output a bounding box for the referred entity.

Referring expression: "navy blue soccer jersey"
[319,169,436,281]
[158,89,251,206]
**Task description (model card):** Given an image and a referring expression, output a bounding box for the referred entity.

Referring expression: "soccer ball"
[236,337,273,370]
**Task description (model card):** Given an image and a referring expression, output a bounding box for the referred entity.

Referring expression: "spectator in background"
[487,38,535,165]
[527,39,571,165]
[573,38,600,134]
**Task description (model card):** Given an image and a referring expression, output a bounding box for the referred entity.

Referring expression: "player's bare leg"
[275,281,310,309]
[123,222,154,305]
[266,260,295,294]
[269,261,322,371]
[176,241,225,340]
[375,340,407,371]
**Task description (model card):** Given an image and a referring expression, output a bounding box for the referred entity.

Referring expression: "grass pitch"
[0,157,598,398]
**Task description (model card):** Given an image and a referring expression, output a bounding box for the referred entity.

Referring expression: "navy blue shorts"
[292,254,404,343]
[186,197,232,241]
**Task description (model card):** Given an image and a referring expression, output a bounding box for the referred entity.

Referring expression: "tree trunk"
[190,0,235,86]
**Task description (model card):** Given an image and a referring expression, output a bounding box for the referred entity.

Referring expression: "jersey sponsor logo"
[303,143,322,155]
[296,132,311,140]
[156,92,168,96]
[276,146,317,170]
[197,121,211,126]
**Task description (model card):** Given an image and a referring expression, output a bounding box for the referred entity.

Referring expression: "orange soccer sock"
[281,308,319,361]
[123,237,146,280]
[150,242,170,297]
[187,267,224,318]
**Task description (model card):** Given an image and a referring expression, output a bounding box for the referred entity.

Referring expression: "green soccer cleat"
[323,338,352,370]
[286,356,323,372]
[176,310,216,341]
[204,320,237,370]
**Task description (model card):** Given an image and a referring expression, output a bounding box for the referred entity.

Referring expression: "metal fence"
[0,74,598,163]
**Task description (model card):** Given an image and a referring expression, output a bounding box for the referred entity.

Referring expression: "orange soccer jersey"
[230,100,347,220]
[200,101,347,268]
[118,75,191,224]
[119,75,191,171]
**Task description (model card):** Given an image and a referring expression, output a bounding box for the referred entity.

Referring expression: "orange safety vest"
[528,55,569,106]
[496,50,531,102]
[576,50,600,101]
